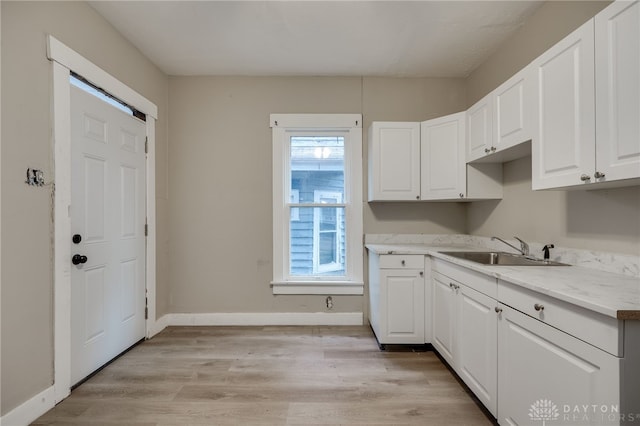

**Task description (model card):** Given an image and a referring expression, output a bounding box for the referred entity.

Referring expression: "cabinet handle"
[594,171,605,179]
[449,282,459,290]
[484,148,491,154]
[534,303,544,312]
[401,260,406,266]
[495,306,502,314]
[580,174,591,182]
[491,146,497,152]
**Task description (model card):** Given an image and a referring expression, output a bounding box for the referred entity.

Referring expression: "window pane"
[289,207,345,277]
[290,136,344,204]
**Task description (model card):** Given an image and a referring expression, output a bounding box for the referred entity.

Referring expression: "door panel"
[532,20,596,189]
[595,0,640,181]
[71,84,146,385]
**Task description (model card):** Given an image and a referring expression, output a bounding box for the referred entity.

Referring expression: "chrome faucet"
[491,236,530,256]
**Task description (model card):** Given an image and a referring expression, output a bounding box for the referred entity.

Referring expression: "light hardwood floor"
[33,326,495,425]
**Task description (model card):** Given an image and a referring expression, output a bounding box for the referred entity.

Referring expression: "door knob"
[72,254,88,265]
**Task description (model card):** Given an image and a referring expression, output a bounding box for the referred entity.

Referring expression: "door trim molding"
[48,35,157,404]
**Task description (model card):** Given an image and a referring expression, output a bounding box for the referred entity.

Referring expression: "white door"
[70,83,146,385]
[595,0,640,182]
[368,122,421,201]
[456,284,498,417]
[497,304,619,426]
[531,20,596,190]
[420,112,465,200]
[431,272,456,366]
[380,269,424,344]
[494,65,534,152]
[466,93,493,162]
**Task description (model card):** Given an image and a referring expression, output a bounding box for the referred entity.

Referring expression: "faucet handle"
[513,236,529,256]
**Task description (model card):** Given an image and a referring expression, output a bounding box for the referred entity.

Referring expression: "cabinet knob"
[534,303,544,312]
[401,260,405,266]
[580,174,591,182]
[495,306,502,314]
[459,193,464,198]
[484,148,491,154]
[419,271,424,277]
[491,146,497,152]
[416,195,420,200]
[594,171,605,179]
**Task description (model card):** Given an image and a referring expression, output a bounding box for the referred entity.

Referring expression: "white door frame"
[47,35,158,403]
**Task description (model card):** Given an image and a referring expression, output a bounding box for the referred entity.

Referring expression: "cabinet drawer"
[498,280,622,356]
[379,255,424,269]
[432,259,497,299]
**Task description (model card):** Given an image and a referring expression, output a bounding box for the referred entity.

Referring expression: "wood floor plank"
[32,326,495,425]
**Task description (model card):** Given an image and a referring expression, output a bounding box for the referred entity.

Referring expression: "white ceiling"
[89,1,543,78]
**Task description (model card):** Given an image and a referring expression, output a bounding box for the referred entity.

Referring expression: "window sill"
[271,281,364,295]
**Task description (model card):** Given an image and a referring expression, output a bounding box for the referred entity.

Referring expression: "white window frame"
[270,114,363,295]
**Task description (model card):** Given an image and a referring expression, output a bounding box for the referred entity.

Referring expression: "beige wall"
[467,1,611,105]
[1,1,169,414]
[167,76,467,314]
[466,0,640,256]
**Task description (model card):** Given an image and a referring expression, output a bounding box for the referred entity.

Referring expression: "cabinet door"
[368,122,421,201]
[379,269,424,344]
[466,94,494,162]
[457,285,498,417]
[420,112,466,200]
[532,20,596,190]
[498,304,620,426]
[595,0,640,182]
[432,272,456,366]
[494,66,534,152]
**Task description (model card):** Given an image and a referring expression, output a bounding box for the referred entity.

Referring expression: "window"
[271,114,363,295]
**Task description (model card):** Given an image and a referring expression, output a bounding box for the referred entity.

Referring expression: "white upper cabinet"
[531,19,596,190]
[595,0,640,183]
[533,0,640,190]
[421,112,466,200]
[466,93,494,162]
[493,65,536,156]
[368,122,421,201]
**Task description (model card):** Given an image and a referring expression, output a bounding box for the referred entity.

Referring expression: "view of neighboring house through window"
[289,136,345,276]
[271,114,363,295]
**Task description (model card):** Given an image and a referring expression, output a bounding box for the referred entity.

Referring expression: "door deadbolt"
[72,234,82,244]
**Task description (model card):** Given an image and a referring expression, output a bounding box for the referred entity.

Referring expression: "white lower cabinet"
[497,303,620,426]
[432,265,499,417]
[368,254,425,345]
[457,284,498,417]
[432,271,456,365]
[429,259,638,425]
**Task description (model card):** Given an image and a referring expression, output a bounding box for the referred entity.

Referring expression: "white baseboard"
[147,313,170,338]
[1,386,55,426]
[166,312,363,327]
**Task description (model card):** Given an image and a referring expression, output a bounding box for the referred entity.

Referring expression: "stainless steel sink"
[438,251,569,266]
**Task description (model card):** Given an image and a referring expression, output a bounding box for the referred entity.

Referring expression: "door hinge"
[145,297,148,319]
[145,222,148,236]
[145,137,148,154]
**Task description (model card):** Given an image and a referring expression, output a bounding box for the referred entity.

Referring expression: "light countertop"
[366,243,640,320]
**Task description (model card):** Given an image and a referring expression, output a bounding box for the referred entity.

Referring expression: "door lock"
[72,254,88,265]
